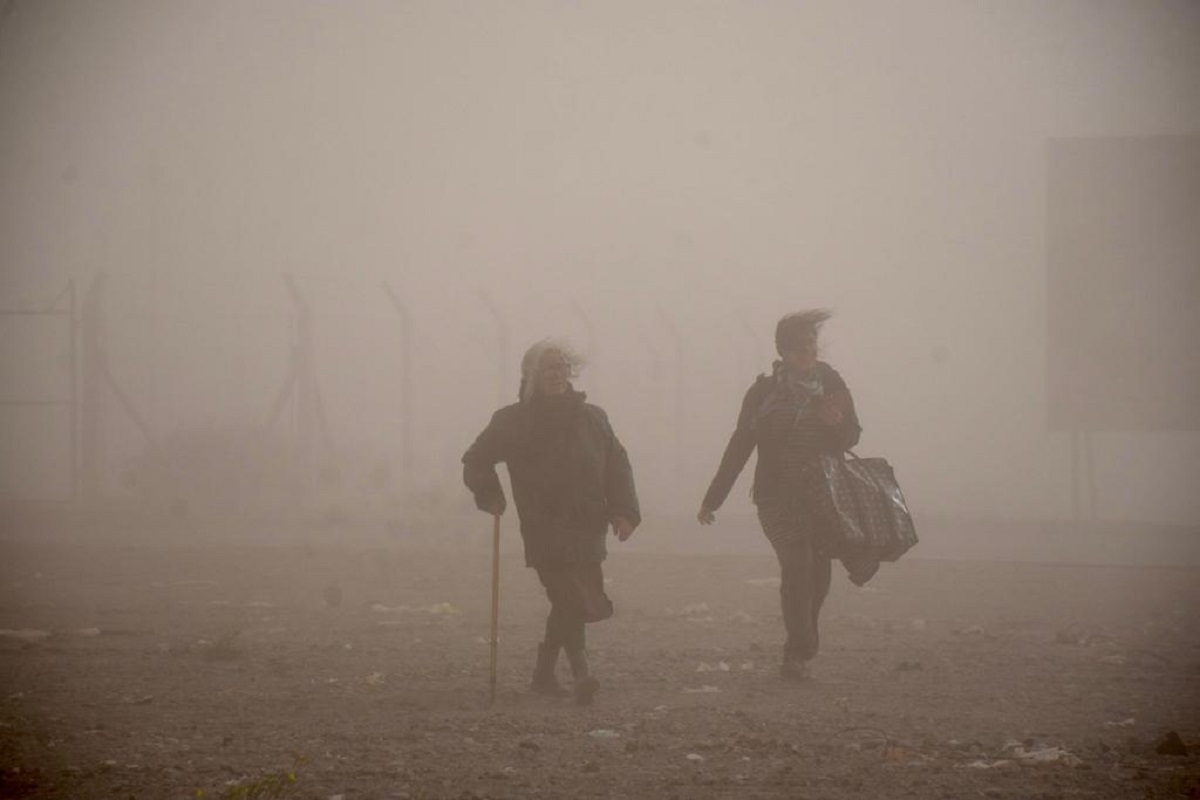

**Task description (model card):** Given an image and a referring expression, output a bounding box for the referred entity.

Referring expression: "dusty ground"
[1,519,1198,799]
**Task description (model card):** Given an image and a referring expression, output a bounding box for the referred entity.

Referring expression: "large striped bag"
[803,452,918,563]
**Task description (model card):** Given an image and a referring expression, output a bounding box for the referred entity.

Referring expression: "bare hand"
[611,516,635,542]
[817,394,846,426]
[697,506,715,525]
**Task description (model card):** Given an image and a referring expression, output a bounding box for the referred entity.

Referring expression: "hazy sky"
[2,1,1198,523]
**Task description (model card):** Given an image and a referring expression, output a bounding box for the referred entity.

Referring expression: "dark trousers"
[773,538,832,660]
[535,563,612,652]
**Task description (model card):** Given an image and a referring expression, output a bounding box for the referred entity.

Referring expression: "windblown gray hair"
[518,338,586,401]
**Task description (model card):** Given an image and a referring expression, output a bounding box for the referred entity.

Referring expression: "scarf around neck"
[753,361,825,428]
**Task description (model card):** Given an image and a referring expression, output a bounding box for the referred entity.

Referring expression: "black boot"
[565,647,600,706]
[531,642,566,695]
[779,647,811,682]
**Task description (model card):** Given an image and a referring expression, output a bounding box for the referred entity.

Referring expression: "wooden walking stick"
[489,512,501,704]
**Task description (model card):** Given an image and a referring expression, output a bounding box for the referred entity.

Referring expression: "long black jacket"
[702,361,861,511]
[462,390,640,568]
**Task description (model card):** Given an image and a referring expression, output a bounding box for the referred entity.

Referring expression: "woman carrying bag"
[698,309,861,681]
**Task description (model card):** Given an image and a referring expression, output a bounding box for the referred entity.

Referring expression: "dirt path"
[1,534,1197,798]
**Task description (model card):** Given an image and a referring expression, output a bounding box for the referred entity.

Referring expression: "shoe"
[565,647,600,706]
[780,656,810,682]
[531,642,567,696]
[574,675,600,706]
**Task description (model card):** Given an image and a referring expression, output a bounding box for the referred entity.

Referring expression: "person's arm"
[600,411,640,540]
[818,366,861,452]
[699,380,762,521]
[462,409,509,515]
[837,389,861,451]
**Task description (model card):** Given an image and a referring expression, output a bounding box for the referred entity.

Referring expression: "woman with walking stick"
[698,310,862,681]
[463,339,640,705]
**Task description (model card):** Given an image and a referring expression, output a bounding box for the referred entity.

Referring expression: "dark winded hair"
[774,309,832,356]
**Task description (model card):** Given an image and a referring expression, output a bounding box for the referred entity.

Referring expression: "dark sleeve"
[701,380,762,512]
[821,365,862,452]
[461,409,509,514]
[602,414,641,529]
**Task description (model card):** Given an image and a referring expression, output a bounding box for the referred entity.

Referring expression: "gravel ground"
[1,525,1197,798]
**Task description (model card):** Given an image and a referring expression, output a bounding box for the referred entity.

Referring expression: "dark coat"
[462,390,641,568]
[702,361,861,511]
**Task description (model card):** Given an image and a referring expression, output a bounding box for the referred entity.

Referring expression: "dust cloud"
[2,1,1198,549]
[2,5,1200,798]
